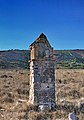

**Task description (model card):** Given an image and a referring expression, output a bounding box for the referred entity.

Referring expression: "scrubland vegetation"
[0,50,84,69]
[0,69,84,120]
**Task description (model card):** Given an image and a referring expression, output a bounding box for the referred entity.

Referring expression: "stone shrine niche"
[45,49,50,57]
[30,33,53,61]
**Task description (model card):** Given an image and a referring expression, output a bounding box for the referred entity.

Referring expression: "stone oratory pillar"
[29,33,56,110]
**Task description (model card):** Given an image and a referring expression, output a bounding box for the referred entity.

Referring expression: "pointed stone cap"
[30,33,51,47]
[36,33,47,41]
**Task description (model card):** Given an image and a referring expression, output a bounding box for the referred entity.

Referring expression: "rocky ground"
[0,69,84,120]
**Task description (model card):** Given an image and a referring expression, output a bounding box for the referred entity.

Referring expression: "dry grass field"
[0,69,84,120]
[56,69,84,105]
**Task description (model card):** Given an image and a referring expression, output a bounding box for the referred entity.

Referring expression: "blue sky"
[0,0,84,50]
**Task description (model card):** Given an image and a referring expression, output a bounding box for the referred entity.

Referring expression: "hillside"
[0,49,84,69]
[0,50,30,69]
[54,50,84,69]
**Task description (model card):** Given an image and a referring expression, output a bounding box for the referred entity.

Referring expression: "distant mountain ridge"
[0,49,84,69]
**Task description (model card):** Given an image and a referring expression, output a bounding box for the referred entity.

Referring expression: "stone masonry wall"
[29,60,56,107]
